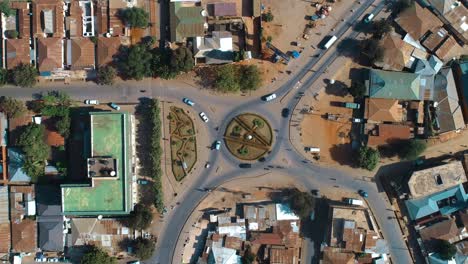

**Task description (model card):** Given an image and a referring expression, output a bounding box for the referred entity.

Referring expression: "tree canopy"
[239,65,262,91]
[371,19,392,39]
[10,63,38,87]
[129,203,153,230]
[151,48,176,79]
[287,188,315,219]
[96,66,117,85]
[133,238,155,260]
[213,65,262,93]
[361,39,384,64]
[170,47,194,73]
[0,96,26,118]
[17,124,50,181]
[81,246,116,264]
[0,0,15,17]
[357,146,380,171]
[119,44,153,80]
[349,81,366,98]
[436,240,457,260]
[392,0,414,15]
[121,7,149,28]
[398,139,427,160]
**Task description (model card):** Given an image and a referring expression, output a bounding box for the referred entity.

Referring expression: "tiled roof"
[376,33,415,71]
[96,0,109,35]
[419,218,459,242]
[32,0,64,38]
[395,2,443,40]
[421,27,448,52]
[5,38,31,69]
[251,233,282,245]
[66,0,83,37]
[37,37,63,72]
[0,187,10,253]
[269,246,296,264]
[10,185,36,253]
[170,2,205,42]
[367,124,412,146]
[67,38,95,70]
[364,98,403,122]
[97,37,122,66]
[435,36,462,62]
[10,2,31,38]
[343,225,366,252]
[322,247,355,264]
[439,2,468,43]
[212,2,237,16]
[366,69,422,100]
[428,0,458,15]
[224,236,242,250]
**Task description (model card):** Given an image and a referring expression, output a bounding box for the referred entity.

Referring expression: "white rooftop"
[275,203,299,221]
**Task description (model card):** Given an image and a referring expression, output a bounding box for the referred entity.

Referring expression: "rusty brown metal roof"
[97,37,122,66]
[213,2,237,16]
[5,38,31,69]
[10,185,36,253]
[419,218,460,242]
[395,3,443,40]
[37,37,63,72]
[68,38,95,70]
[66,0,83,37]
[32,0,64,38]
[10,2,31,38]
[269,246,297,264]
[322,247,355,264]
[368,124,412,146]
[96,0,109,35]
[365,98,403,123]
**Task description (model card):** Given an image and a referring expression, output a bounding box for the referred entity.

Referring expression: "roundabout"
[224,113,273,161]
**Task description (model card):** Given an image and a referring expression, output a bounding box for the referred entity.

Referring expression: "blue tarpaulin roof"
[291,51,300,58]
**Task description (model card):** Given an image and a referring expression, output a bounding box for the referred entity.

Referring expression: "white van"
[264,93,277,102]
[346,198,364,206]
[364,13,375,23]
[304,147,320,153]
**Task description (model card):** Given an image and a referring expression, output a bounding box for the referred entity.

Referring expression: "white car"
[352,118,363,123]
[214,140,221,150]
[84,99,99,105]
[199,112,209,122]
[182,98,195,106]
[264,93,277,102]
[205,162,211,168]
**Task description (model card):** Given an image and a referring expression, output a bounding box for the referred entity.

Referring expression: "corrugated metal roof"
[0,187,8,223]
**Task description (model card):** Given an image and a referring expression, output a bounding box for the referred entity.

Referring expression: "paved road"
[0,0,412,263]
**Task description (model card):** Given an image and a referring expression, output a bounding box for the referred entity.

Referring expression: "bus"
[322,35,338,49]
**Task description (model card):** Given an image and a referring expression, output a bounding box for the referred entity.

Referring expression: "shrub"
[357,146,380,171]
[147,99,164,211]
[0,96,26,118]
[17,124,51,182]
[121,7,149,28]
[349,81,366,98]
[10,63,38,87]
[398,139,427,160]
[133,238,155,260]
[96,65,117,85]
[4,30,18,39]
[0,0,14,17]
[287,188,315,219]
[436,240,457,260]
[81,246,116,264]
[262,11,274,22]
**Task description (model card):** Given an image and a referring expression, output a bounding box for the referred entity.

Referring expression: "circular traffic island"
[224,113,273,161]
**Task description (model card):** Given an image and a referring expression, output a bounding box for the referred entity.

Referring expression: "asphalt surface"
[0,0,413,263]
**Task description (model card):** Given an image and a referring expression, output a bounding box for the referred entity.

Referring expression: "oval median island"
[224,113,273,161]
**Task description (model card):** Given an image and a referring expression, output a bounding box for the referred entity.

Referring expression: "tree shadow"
[329,143,354,167]
[336,37,362,61]
[324,79,349,97]
[348,68,368,84]
[194,67,216,89]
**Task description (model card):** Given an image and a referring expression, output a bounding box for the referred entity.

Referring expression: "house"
[69,218,131,254]
[394,2,443,41]
[210,2,237,17]
[194,31,234,64]
[366,69,425,101]
[427,0,468,45]
[36,37,64,74]
[61,112,134,216]
[9,2,31,38]
[269,246,297,264]
[408,161,467,199]
[32,0,65,38]
[9,185,37,253]
[367,124,412,146]
[5,38,31,69]
[421,27,464,61]
[170,2,205,42]
[375,33,415,71]
[322,247,355,264]
[97,37,122,66]
[454,61,468,124]
[432,68,465,133]
[217,216,246,239]
[364,98,404,123]
[0,187,10,258]
[65,0,83,38]
[243,203,277,231]
[79,0,95,37]
[8,148,32,183]
[66,38,95,70]
[37,185,64,252]
[419,218,461,244]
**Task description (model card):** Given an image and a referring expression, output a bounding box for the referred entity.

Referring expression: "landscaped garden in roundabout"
[224,113,273,161]
[168,106,197,181]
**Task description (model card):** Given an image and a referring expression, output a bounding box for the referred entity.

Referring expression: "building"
[170,2,205,42]
[427,0,468,45]
[61,112,134,216]
[366,69,425,101]
[211,2,237,17]
[376,33,415,71]
[36,37,64,74]
[407,161,467,199]
[5,39,32,69]
[7,148,32,183]
[418,218,462,244]
[394,2,443,41]
[421,27,464,62]
[37,185,64,252]
[454,61,468,124]
[367,124,412,146]
[432,68,466,133]
[65,37,95,70]
[65,0,83,38]
[243,203,277,231]
[10,185,37,253]
[9,2,31,38]
[364,98,404,123]
[32,0,65,38]
[0,187,10,258]
[217,216,246,240]
[97,37,122,66]
[194,31,234,64]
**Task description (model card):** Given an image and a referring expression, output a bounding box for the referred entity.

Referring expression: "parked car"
[304,146,320,153]
[363,13,375,23]
[352,118,363,123]
[84,99,99,105]
[281,108,290,118]
[263,93,277,102]
[109,102,121,110]
[199,112,209,122]
[182,98,195,106]
[358,190,368,198]
[214,140,221,150]
[344,102,360,109]
[239,163,252,168]
[205,162,211,168]
[346,198,364,206]
[137,179,149,185]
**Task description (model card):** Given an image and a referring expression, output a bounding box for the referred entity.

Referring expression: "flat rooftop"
[408,161,467,199]
[62,112,132,216]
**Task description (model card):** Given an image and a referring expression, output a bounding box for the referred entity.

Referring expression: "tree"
[262,11,274,22]
[371,19,391,39]
[10,63,38,87]
[151,48,176,79]
[239,65,262,91]
[133,238,155,260]
[0,96,26,118]
[0,0,14,17]
[4,30,18,39]
[392,0,414,15]
[121,7,149,28]
[349,81,366,98]
[81,246,116,264]
[0,68,7,86]
[214,65,240,92]
[242,246,256,264]
[361,39,384,64]
[56,113,71,138]
[436,240,457,260]
[398,139,426,160]
[41,91,72,108]
[96,65,117,85]
[287,188,315,219]
[119,45,153,80]
[357,146,380,171]
[17,124,51,181]
[170,47,194,73]
[129,203,153,230]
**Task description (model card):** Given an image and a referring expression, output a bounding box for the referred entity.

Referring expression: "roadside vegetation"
[357,146,380,171]
[286,188,315,219]
[16,124,50,182]
[81,246,116,264]
[96,66,117,85]
[133,238,155,260]
[10,63,38,87]
[0,96,27,118]
[147,99,164,211]
[213,64,262,93]
[31,91,73,139]
[128,203,153,230]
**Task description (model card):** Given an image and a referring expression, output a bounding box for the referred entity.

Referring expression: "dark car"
[239,163,252,169]
[358,190,368,198]
[281,108,290,118]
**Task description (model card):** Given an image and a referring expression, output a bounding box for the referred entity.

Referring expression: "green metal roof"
[367,69,422,100]
[170,2,205,42]
[61,112,132,216]
[405,184,468,220]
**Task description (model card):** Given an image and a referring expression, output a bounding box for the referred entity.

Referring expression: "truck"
[346,198,364,206]
[322,35,337,49]
[344,102,361,109]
